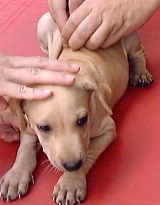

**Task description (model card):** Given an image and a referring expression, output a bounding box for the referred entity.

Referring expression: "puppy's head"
[9,81,112,172]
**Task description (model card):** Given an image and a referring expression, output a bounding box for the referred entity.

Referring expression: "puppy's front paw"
[130,68,153,87]
[53,172,87,205]
[0,168,34,201]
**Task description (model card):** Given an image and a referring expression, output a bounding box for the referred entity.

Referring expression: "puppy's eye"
[37,125,51,133]
[77,115,88,127]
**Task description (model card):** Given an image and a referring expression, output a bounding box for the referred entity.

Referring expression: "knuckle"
[86,39,99,50]
[31,67,41,75]
[18,86,39,99]
[60,61,71,69]
[39,57,48,63]
[78,30,90,41]
[35,56,48,63]
[69,15,80,28]
[19,85,27,93]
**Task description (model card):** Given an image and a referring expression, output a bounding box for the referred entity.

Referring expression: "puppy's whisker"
[49,165,57,174]
[51,164,60,173]
[51,166,60,174]
[54,167,60,174]
[44,163,54,173]
[43,162,60,175]
[40,159,50,166]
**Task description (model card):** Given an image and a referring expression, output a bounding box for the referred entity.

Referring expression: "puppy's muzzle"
[63,160,82,172]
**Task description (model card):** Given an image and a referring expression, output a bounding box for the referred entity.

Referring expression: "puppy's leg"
[124,32,153,87]
[0,133,37,201]
[37,12,62,59]
[53,116,116,205]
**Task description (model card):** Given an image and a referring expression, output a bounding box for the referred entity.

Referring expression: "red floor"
[0,1,160,205]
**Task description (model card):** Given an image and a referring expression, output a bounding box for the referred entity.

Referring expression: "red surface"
[0,1,160,205]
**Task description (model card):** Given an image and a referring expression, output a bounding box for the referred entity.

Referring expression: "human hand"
[0,107,35,142]
[59,0,160,50]
[0,53,79,111]
[47,0,84,31]
[0,109,20,142]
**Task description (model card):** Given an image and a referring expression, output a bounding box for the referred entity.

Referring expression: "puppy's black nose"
[63,160,82,172]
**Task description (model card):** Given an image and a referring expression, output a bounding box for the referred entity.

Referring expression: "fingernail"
[42,89,52,94]
[70,63,80,70]
[64,75,75,80]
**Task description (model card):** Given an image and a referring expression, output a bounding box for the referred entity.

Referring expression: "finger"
[13,132,20,141]
[101,21,127,48]
[61,3,90,43]
[0,131,19,142]
[9,56,50,68]
[47,0,68,30]
[10,56,80,73]
[101,34,121,49]
[0,132,13,142]
[0,97,8,111]
[2,110,20,126]
[39,60,80,73]
[86,13,126,50]
[69,0,84,14]
[0,81,52,100]
[1,69,78,100]
[68,11,102,50]
[85,21,111,50]
[25,126,35,135]
[0,126,19,142]
[3,67,76,85]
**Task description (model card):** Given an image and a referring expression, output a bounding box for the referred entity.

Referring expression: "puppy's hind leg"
[0,133,37,201]
[124,32,153,87]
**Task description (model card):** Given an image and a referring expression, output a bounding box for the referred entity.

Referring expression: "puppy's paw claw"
[0,169,34,201]
[0,193,5,201]
[130,70,154,87]
[30,175,35,185]
[6,196,11,202]
[53,172,86,205]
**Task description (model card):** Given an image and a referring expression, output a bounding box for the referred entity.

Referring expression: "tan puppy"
[0,13,153,205]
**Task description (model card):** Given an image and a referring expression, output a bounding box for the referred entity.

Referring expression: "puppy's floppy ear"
[95,83,113,115]
[79,77,113,115]
[8,98,27,131]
